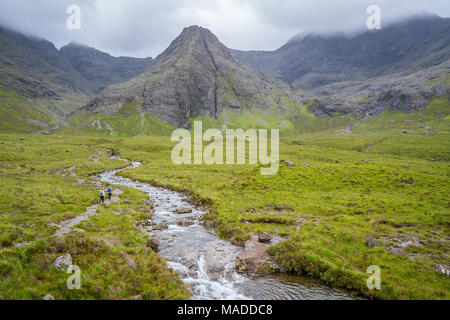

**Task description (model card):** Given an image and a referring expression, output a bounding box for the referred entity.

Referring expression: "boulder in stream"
[178,219,195,227]
[258,232,273,243]
[173,207,193,214]
[153,222,168,230]
[179,249,199,272]
[235,235,283,274]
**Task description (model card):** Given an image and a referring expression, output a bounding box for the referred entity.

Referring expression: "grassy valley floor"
[0,99,449,299]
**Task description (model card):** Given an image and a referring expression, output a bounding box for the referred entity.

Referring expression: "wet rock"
[132,295,143,300]
[147,237,160,252]
[388,247,405,256]
[230,237,245,247]
[302,163,311,167]
[178,219,195,227]
[153,222,168,230]
[173,207,193,214]
[43,294,55,300]
[141,219,153,227]
[204,242,234,280]
[366,238,380,248]
[235,235,283,274]
[179,249,199,271]
[54,254,72,271]
[258,232,273,243]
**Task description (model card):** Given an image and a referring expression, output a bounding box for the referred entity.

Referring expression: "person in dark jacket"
[107,186,113,201]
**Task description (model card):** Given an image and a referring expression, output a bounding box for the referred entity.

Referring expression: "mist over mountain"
[0,25,153,131]
[232,15,450,90]
[0,14,448,134]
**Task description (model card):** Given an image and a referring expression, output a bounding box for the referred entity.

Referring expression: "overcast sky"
[0,0,449,58]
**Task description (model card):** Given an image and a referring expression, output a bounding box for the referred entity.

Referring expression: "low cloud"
[0,0,448,58]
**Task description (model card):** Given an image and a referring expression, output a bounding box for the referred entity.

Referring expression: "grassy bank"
[0,133,189,299]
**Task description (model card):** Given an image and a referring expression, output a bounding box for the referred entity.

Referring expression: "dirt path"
[54,189,123,237]
[53,152,124,237]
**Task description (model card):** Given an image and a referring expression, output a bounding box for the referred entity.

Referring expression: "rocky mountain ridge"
[232,14,450,90]
[0,16,449,134]
[82,25,293,128]
[0,25,153,131]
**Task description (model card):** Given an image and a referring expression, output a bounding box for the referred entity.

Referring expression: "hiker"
[107,186,113,201]
[99,189,105,204]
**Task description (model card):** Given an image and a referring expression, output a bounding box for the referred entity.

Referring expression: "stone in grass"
[388,247,405,256]
[366,238,380,248]
[258,232,273,243]
[147,236,160,252]
[132,295,143,300]
[43,294,55,300]
[54,254,72,271]
[284,161,294,167]
[275,205,293,211]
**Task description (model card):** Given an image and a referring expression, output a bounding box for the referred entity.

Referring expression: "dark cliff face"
[90,25,291,127]
[0,26,153,98]
[60,43,152,94]
[232,15,450,90]
[0,26,88,99]
[0,25,154,128]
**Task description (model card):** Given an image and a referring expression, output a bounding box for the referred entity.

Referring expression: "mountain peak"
[153,25,232,66]
[86,24,290,128]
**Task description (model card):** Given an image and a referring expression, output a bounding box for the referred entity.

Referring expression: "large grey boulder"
[54,254,72,271]
[235,235,284,274]
[366,238,381,248]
